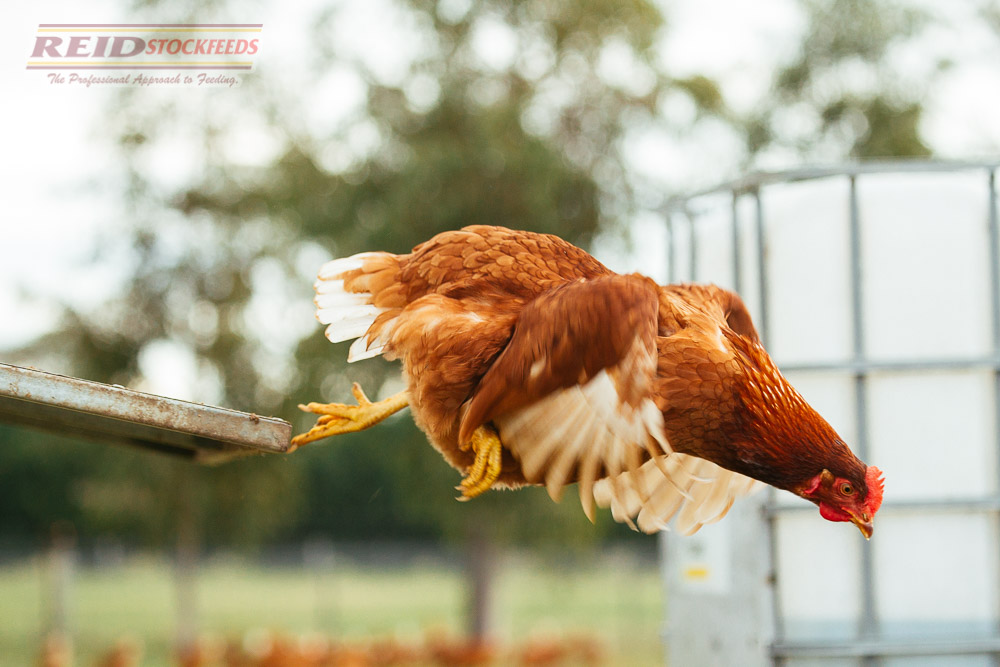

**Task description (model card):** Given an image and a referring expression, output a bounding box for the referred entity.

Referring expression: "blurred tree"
[741,0,933,162]
[2,0,686,549]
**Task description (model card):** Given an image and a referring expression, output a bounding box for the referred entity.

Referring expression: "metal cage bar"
[731,191,743,296]
[988,169,1000,667]
[847,175,878,662]
[752,186,789,657]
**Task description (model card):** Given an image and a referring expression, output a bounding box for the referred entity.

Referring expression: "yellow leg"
[290,383,409,451]
[457,424,503,500]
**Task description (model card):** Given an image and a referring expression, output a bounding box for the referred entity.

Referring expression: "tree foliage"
[743,0,932,161]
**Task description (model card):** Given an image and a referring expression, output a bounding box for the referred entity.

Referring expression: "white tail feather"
[314,278,346,295]
[324,319,373,343]
[348,336,383,362]
[318,253,379,280]
[314,252,391,361]
[317,303,382,327]
[315,289,369,308]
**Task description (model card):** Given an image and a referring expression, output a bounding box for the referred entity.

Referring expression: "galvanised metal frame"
[666,159,1000,664]
[0,362,291,462]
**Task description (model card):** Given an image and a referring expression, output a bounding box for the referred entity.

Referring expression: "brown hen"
[293,226,883,537]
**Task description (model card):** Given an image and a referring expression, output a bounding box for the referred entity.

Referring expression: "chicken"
[95,637,143,667]
[37,633,71,667]
[292,226,884,537]
[425,635,496,666]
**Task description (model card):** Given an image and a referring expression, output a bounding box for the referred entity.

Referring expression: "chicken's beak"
[849,512,873,540]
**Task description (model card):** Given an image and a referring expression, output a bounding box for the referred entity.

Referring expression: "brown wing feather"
[656,284,759,341]
[719,289,760,343]
[459,272,661,444]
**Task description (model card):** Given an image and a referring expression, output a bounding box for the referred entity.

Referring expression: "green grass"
[0,551,664,665]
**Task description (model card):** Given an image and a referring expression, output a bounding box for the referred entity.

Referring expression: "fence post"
[41,521,76,666]
[174,468,199,660]
[464,524,495,642]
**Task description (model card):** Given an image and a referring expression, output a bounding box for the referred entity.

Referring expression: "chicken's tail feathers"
[314,251,400,362]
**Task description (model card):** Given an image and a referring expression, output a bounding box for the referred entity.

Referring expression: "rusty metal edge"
[0,363,291,457]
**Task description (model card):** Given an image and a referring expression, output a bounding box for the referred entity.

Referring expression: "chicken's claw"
[457,424,503,500]
[289,383,409,451]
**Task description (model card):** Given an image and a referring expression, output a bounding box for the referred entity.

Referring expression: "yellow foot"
[290,383,409,451]
[457,424,503,500]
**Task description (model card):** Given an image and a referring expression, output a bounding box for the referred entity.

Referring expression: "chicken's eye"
[840,483,854,495]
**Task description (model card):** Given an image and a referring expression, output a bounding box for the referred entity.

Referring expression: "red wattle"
[819,502,851,523]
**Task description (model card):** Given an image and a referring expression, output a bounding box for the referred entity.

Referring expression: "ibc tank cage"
[659,160,1000,666]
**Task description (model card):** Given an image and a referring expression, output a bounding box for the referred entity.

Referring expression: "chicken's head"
[800,466,884,539]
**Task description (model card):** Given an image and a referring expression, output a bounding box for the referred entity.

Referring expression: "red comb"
[864,466,884,514]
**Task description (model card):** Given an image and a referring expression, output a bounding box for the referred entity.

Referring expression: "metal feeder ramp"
[0,363,291,463]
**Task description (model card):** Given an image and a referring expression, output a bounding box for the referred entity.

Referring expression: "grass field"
[0,549,664,665]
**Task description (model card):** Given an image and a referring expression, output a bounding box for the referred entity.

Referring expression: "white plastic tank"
[659,162,1000,666]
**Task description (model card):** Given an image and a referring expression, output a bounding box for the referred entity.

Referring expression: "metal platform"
[0,363,292,463]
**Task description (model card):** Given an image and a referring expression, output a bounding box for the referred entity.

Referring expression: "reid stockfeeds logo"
[27,23,262,87]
